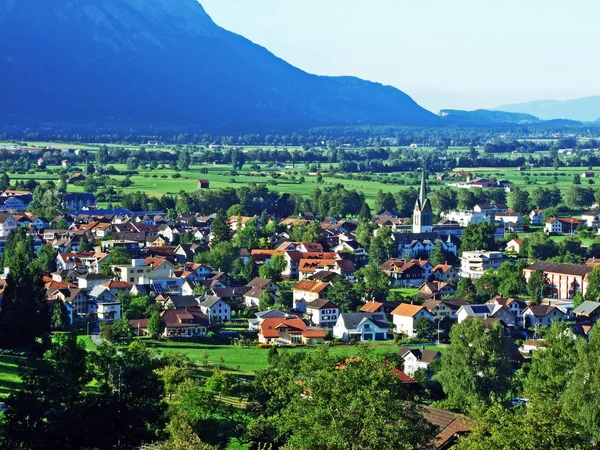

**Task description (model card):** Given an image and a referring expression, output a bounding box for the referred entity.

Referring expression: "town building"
[460,251,505,279]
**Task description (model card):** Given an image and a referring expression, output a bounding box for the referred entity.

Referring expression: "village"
[0,167,597,387]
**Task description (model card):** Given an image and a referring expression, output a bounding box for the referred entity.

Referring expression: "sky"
[200,0,600,113]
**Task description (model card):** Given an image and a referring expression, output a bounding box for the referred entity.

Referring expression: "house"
[400,348,441,377]
[581,210,600,228]
[422,299,466,321]
[424,407,473,450]
[198,295,231,323]
[495,212,523,231]
[381,258,426,288]
[63,193,97,209]
[77,273,111,290]
[49,288,89,316]
[360,301,385,315]
[333,313,389,342]
[113,258,176,283]
[529,209,544,225]
[456,304,516,327]
[523,304,567,327]
[460,251,505,279]
[305,299,339,328]
[0,214,18,238]
[545,217,579,234]
[442,210,491,227]
[486,296,528,327]
[573,300,600,323]
[88,285,118,304]
[248,309,292,331]
[247,277,280,296]
[197,179,210,189]
[66,173,86,183]
[292,280,330,312]
[258,317,326,345]
[392,304,434,337]
[417,281,456,300]
[523,261,592,299]
[430,264,459,282]
[100,280,133,296]
[96,302,122,322]
[582,171,595,178]
[505,239,523,253]
[161,309,209,338]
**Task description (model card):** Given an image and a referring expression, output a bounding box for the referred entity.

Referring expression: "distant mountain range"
[493,96,600,122]
[438,109,541,125]
[0,0,438,133]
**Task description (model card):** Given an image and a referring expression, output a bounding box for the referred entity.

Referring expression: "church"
[392,167,461,260]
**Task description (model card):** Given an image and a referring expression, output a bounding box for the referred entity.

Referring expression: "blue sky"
[200,0,599,112]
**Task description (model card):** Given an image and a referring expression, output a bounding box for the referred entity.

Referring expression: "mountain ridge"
[493,95,600,122]
[0,0,438,133]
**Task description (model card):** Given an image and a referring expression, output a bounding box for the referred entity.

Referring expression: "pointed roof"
[419,165,427,204]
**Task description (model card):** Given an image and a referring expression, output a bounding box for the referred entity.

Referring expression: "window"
[364,324,370,330]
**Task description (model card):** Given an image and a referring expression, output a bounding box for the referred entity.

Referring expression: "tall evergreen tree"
[0,240,48,349]
[50,300,71,331]
[429,240,447,266]
[210,209,230,244]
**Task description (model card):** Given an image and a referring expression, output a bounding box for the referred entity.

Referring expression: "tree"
[572,291,584,308]
[35,243,58,273]
[233,218,260,249]
[90,341,166,448]
[29,184,64,219]
[413,316,434,339]
[99,318,133,346]
[327,275,361,312]
[527,269,549,304]
[195,242,239,273]
[585,265,600,301]
[368,227,397,265]
[562,328,600,442]
[2,332,90,449]
[455,277,477,303]
[460,222,496,253]
[455,402,586,450]
[178,149,191,171]
[542,206,558,224]
[211,209,230,244]
[51,300,71,331]
[249,350,436,450]
[0,239,49,349]
[358,202,372,222]
[496,261,527,298]
[430,187,458,213]
[509,188,530,214]
[356,265,390,302]
[258,254,286,282]
[258,290,275,312]
[147,311,165,340]
[394,187,418,216]
[429,240,446,266]
[435,319,513,412]
[474,271,500,300]
[156,364,192,400]
[142,417,218,450]
[526,232,558,261]
[375,190,396,212]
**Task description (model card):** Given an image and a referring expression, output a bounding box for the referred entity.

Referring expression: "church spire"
[419,163,427,204]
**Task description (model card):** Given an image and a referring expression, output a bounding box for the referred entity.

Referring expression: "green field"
[0,355,23,399]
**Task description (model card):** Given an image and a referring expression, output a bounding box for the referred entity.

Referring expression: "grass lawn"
[77,335,97,351]
[143,339,441,374]
[390,288,420,299]
[0,355,23,399]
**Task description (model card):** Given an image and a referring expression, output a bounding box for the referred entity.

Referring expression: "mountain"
[494,96,600,122]
[0,0,438,133]
[438,109,540,125]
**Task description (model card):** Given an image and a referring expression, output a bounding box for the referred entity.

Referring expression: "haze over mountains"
[494,96,600,122]
[0,0,438,133]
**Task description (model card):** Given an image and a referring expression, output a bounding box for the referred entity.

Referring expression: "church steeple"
[419,164,427,205]
[413,164,433,233]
